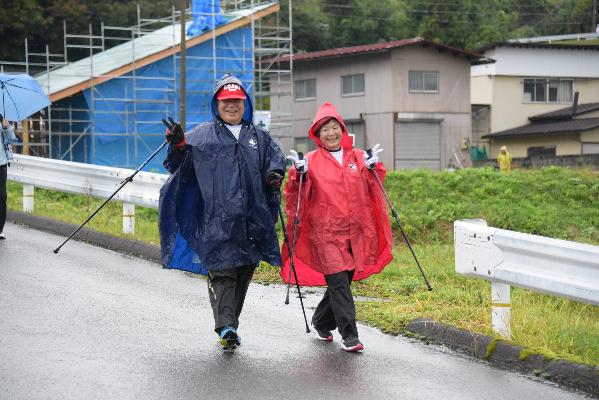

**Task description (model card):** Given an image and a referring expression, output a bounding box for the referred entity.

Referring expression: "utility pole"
[177,0,187,131]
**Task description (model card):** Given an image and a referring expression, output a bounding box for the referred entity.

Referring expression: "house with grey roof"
[471,37,599,163]
[269,37,488,170]
[482,98,599,161]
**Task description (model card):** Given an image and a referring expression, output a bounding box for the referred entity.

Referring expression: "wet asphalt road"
[0,222,592,400]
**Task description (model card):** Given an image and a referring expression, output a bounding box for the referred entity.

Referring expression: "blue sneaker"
[219,326,240,351]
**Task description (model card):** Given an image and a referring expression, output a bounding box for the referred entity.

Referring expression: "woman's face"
[318,119,343,151]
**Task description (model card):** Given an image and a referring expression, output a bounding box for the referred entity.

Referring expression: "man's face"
[218,99,245,125]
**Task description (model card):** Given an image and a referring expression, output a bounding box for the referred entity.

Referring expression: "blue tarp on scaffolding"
[53,26,253,171]
[187,0,227,36]
[51,93,89,162]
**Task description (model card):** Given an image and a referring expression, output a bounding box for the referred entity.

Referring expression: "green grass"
[7,183,160,245]
[6,166,599,366]
[382,166,599,245]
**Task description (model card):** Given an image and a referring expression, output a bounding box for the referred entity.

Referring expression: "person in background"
[0,115,19,240]
[498,145,512,173]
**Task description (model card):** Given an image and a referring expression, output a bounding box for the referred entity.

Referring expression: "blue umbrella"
[0,73,51,121]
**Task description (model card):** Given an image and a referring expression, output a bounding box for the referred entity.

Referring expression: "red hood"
[308,102,353,149]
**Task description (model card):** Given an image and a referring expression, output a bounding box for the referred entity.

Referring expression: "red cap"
[216,83,247,100]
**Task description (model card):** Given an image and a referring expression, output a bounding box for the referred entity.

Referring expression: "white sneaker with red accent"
[342,337,364,352]
[310,322,333,342]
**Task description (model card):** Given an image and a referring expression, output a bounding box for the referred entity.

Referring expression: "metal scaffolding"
[0,0,293,166]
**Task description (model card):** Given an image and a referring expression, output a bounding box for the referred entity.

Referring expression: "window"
[341,74,365,96]
[409,71,439,93]
[293,137,316,154]
[294,79,316,101]
[527,146,556,157]
[523,78,572,103]
[471,105,491,142]
[582,143,599,154]
[345,120,366,149]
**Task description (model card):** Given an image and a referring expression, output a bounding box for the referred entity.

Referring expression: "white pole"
[23,185,34,213]
[491,282,511,338]
[123,203,135,234]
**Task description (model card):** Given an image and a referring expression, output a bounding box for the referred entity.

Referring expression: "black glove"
[265,171,283,190]
[162,117,185,146]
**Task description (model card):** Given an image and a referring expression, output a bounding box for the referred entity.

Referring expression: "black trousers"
[207,264,256,333]
[0,164,6,234]
[312,269,359,340]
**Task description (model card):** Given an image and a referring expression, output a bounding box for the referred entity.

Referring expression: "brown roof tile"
[273,37,486,63]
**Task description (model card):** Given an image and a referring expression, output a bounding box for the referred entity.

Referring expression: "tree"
[0,0,594,64]
[324,0,410,48]
[0,0,46,62]
[0,0,172,64]
[280,0,334,52]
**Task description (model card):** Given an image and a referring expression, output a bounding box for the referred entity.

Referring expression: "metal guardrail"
[7,154,168,233]
[454,219,599,337]
[8,154,167,208]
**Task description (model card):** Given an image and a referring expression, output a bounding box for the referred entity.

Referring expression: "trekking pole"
[276,195,310,333]
[285,153,305,303]
[53,118,174,254]
[366,149,433,291]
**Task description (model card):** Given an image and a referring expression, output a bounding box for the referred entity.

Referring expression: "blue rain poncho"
[159,74,286,273]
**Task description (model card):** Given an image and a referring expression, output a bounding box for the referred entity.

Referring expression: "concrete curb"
[7,209,599,397]
[7,210,161,263]
[406,318,599,398]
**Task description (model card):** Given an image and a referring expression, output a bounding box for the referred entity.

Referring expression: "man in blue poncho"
[159,74,286,351]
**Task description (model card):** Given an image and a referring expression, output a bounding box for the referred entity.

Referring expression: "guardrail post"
[491,282,511,338]
[123,203,135,234]
[23,185,34,213]
[456,218,599,335]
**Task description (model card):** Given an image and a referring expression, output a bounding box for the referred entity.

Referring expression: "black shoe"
[310,322,333,342]
[342,336,364,352]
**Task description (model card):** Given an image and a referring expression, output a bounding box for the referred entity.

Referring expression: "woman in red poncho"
[281,102,393,352]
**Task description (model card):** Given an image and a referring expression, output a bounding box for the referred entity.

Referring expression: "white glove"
[364,144,383,169]
[287,149,308,173]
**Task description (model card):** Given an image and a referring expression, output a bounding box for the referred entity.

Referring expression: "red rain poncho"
[280,102,393,286]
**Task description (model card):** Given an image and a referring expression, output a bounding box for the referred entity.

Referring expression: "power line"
[299,1,590,25]
[317,1,591,15]
[318,0,583,10]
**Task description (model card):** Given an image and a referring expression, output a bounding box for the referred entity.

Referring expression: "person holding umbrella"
[159,73,286,351]
[0,73,50,240]
[0,115,19,240]
[282,102,393,352]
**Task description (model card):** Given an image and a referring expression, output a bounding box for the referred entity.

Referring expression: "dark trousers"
[312,270,359,340]
[0,164,6,234]
[207,264,256,333]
